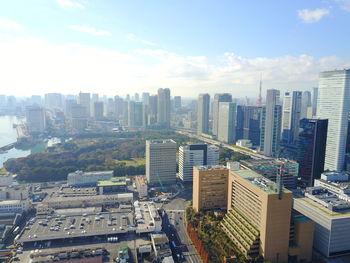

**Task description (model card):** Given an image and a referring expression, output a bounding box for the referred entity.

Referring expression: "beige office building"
[192,165,229,212]
[221,169,313,263]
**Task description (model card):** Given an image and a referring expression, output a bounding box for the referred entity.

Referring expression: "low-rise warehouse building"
[43,193,133,209]
[134,201,162,233]
[67,170,113,187]
[97,177,127,195]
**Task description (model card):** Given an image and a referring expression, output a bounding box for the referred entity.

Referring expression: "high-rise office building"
[197,94,210,135]
[146,139,177,185]
[178,144,219,182]
[221,169,312,263]
[93,101,104,120]
[301,91,312,119]
[25,106,46,134]
[70,103,88,131]
[44,93,63,111]
[217,102,237,144]
[192,165,229,212]
[281,91,302,144]
[212,93,232,136]
[157,88,171,128]
[142,92,150,106]
[128,101,143,127]
[134,93,140,102]
[78,92,91,118]
[297,118,328,186]
[260,89,282,157]
[114,96,124,120]
[312,87,318,117]
[317,69,350,171]
[148,95,158,126]
[243,106,262,146]
[174,96,182,110]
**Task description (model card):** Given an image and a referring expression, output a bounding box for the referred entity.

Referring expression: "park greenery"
[186,206,266,263]
[4,130,251,183]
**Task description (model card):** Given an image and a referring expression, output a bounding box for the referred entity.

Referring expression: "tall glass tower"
[317,69,350,171]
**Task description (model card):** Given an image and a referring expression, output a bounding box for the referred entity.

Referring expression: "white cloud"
[56,0,85,9]
[127,34,158,46]
[68,25,111,36]
[298,8,330,23]
[335,0,350,11]
[0,18,23,31]
[0,36,349,97]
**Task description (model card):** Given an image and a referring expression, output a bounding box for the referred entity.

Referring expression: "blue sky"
[0,0,349,97]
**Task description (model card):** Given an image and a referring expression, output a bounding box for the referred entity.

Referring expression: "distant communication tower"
[256,74,263,107]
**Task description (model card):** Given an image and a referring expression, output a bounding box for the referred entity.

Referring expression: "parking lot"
[17,211,134,244]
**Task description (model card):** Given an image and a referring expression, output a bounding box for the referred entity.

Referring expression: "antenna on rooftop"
[277,164,284,200]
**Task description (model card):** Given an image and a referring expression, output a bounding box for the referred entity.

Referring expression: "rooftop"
[18,211,134,243]
[97,177,126,187]
[147,139,176,144]
[241,158,298,166]
[195,165,227,171]
[233,169,291,194]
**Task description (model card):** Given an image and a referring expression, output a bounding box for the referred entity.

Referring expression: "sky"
[0,0,349,98]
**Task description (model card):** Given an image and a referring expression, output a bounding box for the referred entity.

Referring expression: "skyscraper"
[197,93,210,135]
[44,93,63,111]
[142,92,150,105]
[212,93,232,136]
[301,91,312,119]
[260,89,282,157]
[218,102,237,144]
[146,139,177,185]
[93,101,104,120]
[78,92,91,118]
[297,118,328,186]
[148,95,158,126]
[128,101,143,127]
[281,91,302,144]
[174,96,182,110]
[178,144,219,182]
[157,88,171,128]
[25,106,46,134]
[317,69,350,171]
[312,87,318,117]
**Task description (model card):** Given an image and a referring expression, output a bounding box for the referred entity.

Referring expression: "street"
[161,185,202,263]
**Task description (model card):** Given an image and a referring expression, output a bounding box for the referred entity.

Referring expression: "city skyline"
[0,1,350,96]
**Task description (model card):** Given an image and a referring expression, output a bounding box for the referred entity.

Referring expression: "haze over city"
[1,0,350,97]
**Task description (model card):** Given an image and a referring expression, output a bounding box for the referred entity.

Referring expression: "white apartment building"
[178,144,219,182]
[67,170,113,187]
[146,140,177,185]
[317,69,350,171]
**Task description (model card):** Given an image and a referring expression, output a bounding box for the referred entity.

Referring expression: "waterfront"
[0,116,59,168]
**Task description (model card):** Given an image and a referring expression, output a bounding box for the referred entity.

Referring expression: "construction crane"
[155,172,168,193]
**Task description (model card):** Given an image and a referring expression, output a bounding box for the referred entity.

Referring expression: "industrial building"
[240,158,299,189]
[192,165,229,212]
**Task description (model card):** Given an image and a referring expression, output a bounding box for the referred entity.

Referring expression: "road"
[176,129,270,160]
[161,185,202,263]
